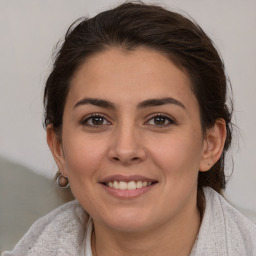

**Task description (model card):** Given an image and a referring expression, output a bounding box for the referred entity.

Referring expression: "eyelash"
[80,113,175,128]
[81,114,111,127]
[145,114,176,127]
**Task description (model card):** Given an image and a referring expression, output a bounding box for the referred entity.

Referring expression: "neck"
[91,197,200,256]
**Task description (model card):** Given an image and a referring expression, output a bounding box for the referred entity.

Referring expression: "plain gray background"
[0,0,255,213]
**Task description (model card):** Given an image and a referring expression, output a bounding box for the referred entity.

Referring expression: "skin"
[47,47,226,256]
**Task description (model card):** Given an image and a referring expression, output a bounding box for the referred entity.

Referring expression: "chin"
[98,209,155,233]
[108,220,150,233]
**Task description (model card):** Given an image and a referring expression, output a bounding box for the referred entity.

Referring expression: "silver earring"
[56,173,69,188]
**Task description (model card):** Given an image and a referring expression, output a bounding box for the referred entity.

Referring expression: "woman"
[3,2,256,256]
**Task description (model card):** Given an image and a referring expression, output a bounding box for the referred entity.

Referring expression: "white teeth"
[127,181,136,190]
[119,181,127,190]
[113,181,119,189]
[106,180,154,190]
[137,181,143,189]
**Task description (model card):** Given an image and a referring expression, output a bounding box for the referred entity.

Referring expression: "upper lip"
[100,175,157,183]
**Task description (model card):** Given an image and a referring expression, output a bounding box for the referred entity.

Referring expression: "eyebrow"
[73,98,115,110]
[73,97,185,110]
[138,97,186,110]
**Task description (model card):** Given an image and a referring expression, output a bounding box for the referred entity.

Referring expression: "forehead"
[67,47,197,109]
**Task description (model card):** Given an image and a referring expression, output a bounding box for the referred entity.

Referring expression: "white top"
[84,218,93,256]
[2,187,256,256]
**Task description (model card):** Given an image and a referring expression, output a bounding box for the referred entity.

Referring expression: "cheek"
[62,134,108,177]
[148,134,203,178]
[61,135,109,213]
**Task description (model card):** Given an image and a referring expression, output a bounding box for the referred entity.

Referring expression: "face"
[51,48,210,232]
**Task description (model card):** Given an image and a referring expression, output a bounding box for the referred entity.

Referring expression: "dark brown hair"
[44,2,233,203]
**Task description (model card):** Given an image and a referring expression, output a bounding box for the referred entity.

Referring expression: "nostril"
[111,156,140,163]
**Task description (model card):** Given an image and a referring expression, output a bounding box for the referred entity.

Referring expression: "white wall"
[0,0,255,211]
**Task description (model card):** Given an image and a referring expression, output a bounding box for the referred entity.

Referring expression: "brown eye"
[147,115,174,126]
[91,116,104,125]
[154,116,167,125]
[82,115,110,127]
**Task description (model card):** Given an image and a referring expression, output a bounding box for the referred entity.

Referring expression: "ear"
[199,119,226,172]
[46,125,67,176]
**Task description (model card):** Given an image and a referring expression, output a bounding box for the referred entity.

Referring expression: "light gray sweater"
[2,187,256,256]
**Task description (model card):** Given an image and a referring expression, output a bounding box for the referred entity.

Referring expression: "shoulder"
[212,188,256,254]
[192,187,256,256]
[205,187,256,236]
[2,200,89,256]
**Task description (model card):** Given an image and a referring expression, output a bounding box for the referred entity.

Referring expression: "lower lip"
[101,184,155,199]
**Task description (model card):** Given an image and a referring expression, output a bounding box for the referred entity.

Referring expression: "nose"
[108,124,147,165]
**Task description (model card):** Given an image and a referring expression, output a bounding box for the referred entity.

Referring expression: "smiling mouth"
[102,180,158,190]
